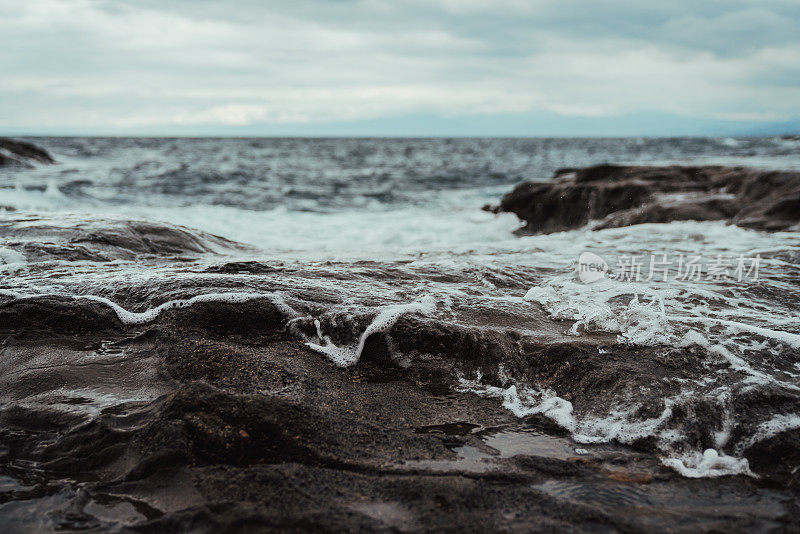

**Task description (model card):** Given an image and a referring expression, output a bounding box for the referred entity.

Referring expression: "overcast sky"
[1,0,798,136]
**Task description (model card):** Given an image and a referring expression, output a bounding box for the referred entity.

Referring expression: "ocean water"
[5,136,800,254]
[2,136,800,479]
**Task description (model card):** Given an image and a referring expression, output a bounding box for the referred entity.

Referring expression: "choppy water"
[2,136,800,479]
[4,136,800,254]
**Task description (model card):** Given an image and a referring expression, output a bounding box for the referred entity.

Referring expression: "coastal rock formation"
[0,137,55,167]
[496,165,800,234]
[2,295,799,532]
[2,210,799,531]
[0,215,249,262]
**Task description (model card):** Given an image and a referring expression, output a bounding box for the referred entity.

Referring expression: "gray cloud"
[0,0,797,133]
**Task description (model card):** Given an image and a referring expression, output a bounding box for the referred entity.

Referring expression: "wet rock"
[134,383,326,469]
[159,299,291,338]
[595,193,740,229]
[496,165,800,234]
[0,296,798,531]
[0,296,123,335]
[204,261,279,274]
[0,137,55,167]
[69,220,245,256]
[0,215,249,260]
[743,427,800,487]
[0,236,797,530]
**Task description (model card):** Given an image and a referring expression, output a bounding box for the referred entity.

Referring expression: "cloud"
[0,0,797,133]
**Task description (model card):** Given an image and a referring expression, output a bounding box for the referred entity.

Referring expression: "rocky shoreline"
[2,291,799,532]
[1,148,799,531]
[493,164,800,234]
[0,212,797,532]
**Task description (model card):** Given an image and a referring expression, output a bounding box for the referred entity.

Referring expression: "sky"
[1,0,798,136]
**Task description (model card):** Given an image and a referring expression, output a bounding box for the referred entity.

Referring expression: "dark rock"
[0,215,250,260]
[69,220,241,256]
[743,427,800,487]
[0,137,55,167]
[0,293,797,531]
[204,261,279,274]
[496,165,800,234]
[0,296,123,335]
[595,193,740,229]
[159,299,291,338]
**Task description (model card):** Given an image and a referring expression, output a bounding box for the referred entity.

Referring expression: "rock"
[0,137,55,167]
[1,262,798,530]
[743,427,800,487]
[497,165,800,234]
[0,296,123,335]
[0,215,250,262]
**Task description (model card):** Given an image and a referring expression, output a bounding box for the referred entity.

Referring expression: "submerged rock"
[0,215,250,261]
[497,165,800,234]
[0,137,55,167]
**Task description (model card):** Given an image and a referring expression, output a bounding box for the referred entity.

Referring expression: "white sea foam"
[517,260,800,477]
[0,290,296,325]
[523,243,800,362]
[662,449,753,478]
[460,375,760,478]
[0,247,26,271]
[306,296,437,367]
[673,316,800,349]
[458,377,679,447]
[737,413,800,453]
[0,185,523,258]
[523,279,678,344]
[719,137,741,148]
